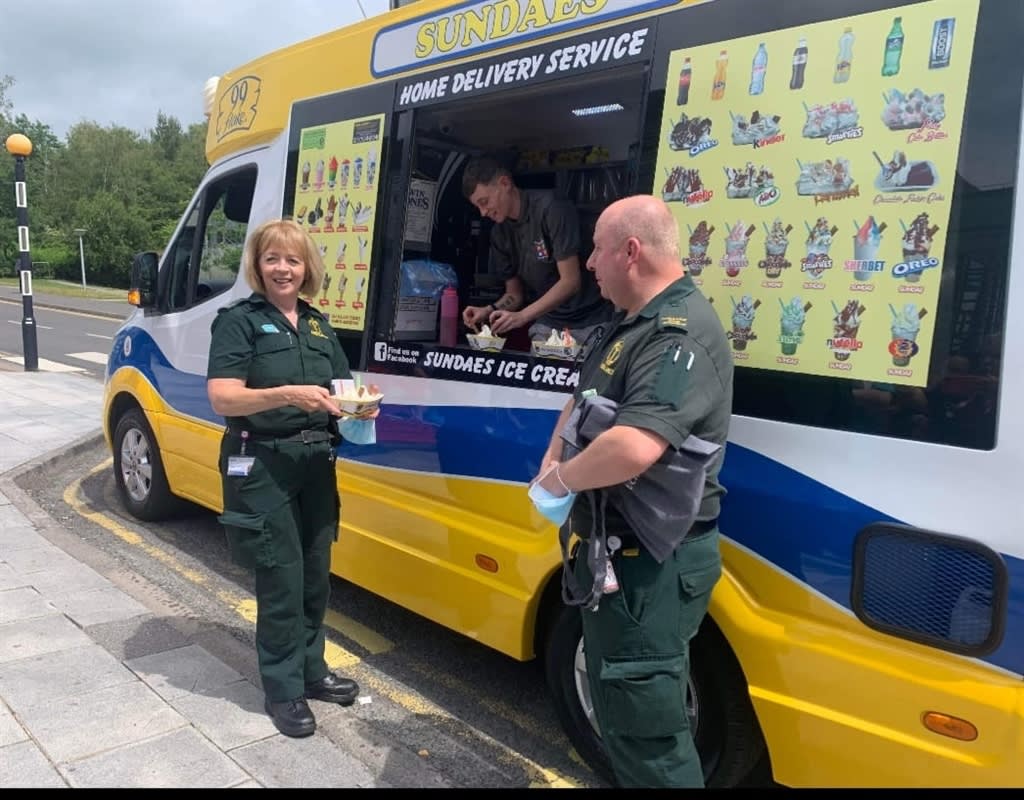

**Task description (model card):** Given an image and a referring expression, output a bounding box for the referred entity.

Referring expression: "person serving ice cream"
[459,156,613,349]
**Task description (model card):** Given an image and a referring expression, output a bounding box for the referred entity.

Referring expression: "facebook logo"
[374,342,388,362]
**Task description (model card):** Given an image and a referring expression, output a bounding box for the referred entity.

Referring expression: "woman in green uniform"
[207,218,377,738]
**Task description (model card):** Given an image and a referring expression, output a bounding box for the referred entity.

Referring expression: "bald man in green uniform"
[534,195,733,787]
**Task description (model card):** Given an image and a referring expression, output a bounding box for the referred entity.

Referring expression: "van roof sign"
[371,0,712,78]
[396,21,653,109]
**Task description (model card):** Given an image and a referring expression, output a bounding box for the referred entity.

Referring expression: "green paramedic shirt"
[570,275,734,537]
[207,293,351,436]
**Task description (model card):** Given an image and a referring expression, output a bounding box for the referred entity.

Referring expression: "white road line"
[0,355,85,372]
[86,332,113,340]
[6,319,53,330]
[66,351,109,365]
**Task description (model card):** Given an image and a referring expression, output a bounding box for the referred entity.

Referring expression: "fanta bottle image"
[712,50,729,100]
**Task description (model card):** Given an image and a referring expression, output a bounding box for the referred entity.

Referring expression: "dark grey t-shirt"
[489,190,611,329]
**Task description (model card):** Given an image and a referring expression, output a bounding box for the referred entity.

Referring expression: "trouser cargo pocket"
[600,654,688,738]
[218,510,275,569]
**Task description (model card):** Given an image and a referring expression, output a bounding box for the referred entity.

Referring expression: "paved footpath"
[0,369,546,788]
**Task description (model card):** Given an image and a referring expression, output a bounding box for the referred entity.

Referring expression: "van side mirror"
[129,251,159,308]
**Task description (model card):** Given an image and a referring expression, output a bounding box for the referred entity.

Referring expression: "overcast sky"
[1,0,391,139]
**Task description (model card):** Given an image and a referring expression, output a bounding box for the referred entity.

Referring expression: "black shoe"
[305,673,359,705]
[264,697,316,737]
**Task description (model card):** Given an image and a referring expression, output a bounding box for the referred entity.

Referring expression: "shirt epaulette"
[658,301,689,332]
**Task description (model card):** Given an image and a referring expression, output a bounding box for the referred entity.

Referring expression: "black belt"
[227,428,333,444]
[609,518,718,550]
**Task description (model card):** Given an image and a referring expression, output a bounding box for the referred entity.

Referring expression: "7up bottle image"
[882,16,904,76]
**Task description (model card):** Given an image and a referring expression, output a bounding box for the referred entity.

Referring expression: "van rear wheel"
[112,408,180,521]
[543,603,766,787]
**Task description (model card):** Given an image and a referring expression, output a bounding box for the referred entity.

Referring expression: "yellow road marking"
[65,458,589,788]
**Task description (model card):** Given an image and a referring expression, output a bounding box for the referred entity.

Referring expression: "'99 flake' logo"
[216,76,262,141]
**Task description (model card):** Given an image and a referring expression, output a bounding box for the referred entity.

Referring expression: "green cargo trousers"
[217,435,339,703]
[574,530,722,788]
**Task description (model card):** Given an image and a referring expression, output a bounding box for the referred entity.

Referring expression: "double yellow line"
[65,459,588,788]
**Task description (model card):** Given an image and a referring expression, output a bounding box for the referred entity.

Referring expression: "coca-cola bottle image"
[790,37,808,89]
[676,57,692,105]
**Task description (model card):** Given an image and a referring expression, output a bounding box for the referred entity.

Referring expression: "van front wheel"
[112,408,179,521]
[543,603,765,787]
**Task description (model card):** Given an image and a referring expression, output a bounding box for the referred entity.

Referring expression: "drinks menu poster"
[655,0,977,386]
[293,114,385,332]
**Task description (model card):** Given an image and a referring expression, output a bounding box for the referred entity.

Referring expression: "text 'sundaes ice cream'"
[685,221,714,275]
[730,295,760,351]
[850,216,887,282]
[721,221,755,275]
[831,299,865,361]
[890,303,927,366]
[779,296,811,356]
[760,218,792,277]
[802,217,837,277]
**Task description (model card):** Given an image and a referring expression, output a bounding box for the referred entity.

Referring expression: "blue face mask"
[528,481,577,527]
[338,417,376,446]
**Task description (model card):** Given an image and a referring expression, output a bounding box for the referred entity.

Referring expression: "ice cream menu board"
[293,114,385,332]
[654,0,978,386]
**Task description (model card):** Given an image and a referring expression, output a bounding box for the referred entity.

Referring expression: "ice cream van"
[102,0,1024,787]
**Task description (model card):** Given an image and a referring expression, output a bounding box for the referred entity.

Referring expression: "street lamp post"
[5,133,38,371]
[73,228,87,290]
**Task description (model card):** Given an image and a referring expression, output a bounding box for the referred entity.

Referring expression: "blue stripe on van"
[108,327,1023,674]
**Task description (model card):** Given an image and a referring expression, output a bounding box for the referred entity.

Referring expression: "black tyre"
[543,602,766,787]
[112,408,181,521]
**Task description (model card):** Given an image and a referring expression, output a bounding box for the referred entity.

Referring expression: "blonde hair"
[242,218,325,298]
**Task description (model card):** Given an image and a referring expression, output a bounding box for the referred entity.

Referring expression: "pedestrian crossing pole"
[5,133,38,371]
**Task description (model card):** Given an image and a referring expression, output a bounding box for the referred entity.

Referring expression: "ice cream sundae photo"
[662,166,707,203]
[849,216,887,282]
[721,221,755,276]
[667,112,715,151]
[801,99,860,139]
[889,303,927,366]
[759,218,792,278]
[730,110,782,146]
[796,158,854,196]
[802,217,837,278]
[899,212,940,282]
[830,299,865,361]
[779,297,812,355]
[724,163,774,199]
[730,295,760,351]
[881,89,947,131]
[874,150,938,192]
[685,221,714,275]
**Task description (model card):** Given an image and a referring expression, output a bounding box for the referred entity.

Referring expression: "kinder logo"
[753,186,780,207]
[215,76,261,141]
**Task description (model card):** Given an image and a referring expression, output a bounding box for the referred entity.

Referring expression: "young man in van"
[460,156,613,348]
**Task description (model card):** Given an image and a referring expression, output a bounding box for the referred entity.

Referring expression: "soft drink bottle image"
[711,50,728,100]
[749,43,768,95]
[882,16,905,76]
[834,27,854,83]
[790,37,808,90]
[677,57,692,105]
